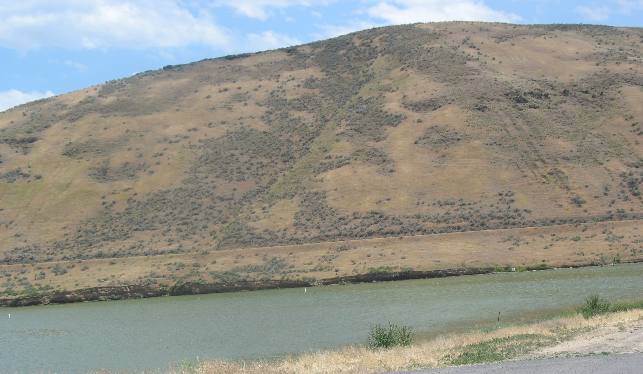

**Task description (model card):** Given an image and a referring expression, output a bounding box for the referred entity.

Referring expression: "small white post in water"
[7,313,10,319]
[304,287,307,293]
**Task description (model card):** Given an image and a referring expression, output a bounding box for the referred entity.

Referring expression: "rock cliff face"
[0,22,641,302]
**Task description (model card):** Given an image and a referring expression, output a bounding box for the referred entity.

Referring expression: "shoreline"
[2,261,640,308]
[2,219,639,308]
[0,267,496,307]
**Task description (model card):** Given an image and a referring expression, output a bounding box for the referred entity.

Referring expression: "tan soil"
[532,315,643,358]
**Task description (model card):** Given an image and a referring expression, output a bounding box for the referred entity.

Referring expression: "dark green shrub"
[51,264,68,276]
[570,195,586,207]
[368,322,414,349]
[579,295,610,318]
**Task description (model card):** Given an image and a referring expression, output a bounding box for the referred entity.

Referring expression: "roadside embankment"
[149,299,643,374]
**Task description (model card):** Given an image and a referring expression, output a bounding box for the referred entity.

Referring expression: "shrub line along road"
[395,353,643,374]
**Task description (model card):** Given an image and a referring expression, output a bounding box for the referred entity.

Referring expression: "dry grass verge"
[138,308,643,374]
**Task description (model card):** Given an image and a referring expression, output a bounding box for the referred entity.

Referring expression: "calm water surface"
[1,263,642,373]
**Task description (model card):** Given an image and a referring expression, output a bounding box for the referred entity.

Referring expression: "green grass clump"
[368,322,414,349]
[447,334,554,366]
[367,266,395,275]
[609,299,643,313]
[579,295,611,318]
[578,294,643,319]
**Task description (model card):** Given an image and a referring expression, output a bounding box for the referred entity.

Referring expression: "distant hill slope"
[0,23,641,300]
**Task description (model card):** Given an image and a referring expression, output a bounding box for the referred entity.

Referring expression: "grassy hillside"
[0,22,641,299]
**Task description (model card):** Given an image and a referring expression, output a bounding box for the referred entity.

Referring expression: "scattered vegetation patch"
[352,147,395,173]
[446,334,555,366]
[341,96,404,142]
[368,322,414,349]
[195,127,296,183]
[415,126,467,149]
[367,266,396,275]
[579,294,643,318]
[570,195,586,207]
[0,168,33,183]
[402,97,446,112]
[88,161,149,182]
[62,137,127,159]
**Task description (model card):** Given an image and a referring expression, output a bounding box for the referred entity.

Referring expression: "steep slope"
[1,22,641,301]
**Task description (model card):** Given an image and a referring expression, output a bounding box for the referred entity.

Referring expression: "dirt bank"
[0,267,497,307]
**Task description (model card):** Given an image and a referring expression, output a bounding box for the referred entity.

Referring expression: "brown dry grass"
[2,219,639,305]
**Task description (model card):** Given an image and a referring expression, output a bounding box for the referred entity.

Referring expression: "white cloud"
[315,0,517,38]
[575,5,610,21]
[63,60,88,71]
[574,1,643,21]
[0,89,55,112]
[365,0,520,24]
[615,0,643,13]
[245,31,301,51]
[215,0,333,20]
[0,0,229,50]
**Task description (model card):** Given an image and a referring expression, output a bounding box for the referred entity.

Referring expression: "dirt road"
[401,353,643,373]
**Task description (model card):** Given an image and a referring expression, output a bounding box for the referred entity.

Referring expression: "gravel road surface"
[397,353,643,374]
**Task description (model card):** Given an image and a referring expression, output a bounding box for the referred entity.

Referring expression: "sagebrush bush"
[579,295,611,318]
[368,322,414,349]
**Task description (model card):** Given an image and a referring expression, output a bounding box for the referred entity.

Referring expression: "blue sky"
[0,0,642,111]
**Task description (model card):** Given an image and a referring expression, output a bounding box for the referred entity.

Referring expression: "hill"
[0,22,641,303]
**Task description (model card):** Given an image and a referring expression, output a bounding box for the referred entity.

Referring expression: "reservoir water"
[2,263,642,373]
